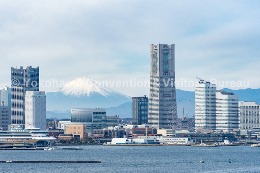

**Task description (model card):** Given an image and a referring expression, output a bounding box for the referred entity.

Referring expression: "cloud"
[0,0,259,96]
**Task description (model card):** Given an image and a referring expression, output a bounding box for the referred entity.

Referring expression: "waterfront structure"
[239,101,260,130]
[0,129,56,142]
[11,66,39,128]
[216,90,239,132]
[195,79,216,130]
[71,108,107,133]
[0,106,11,130]
[0,87,11,106]
[65,123,88,140]
[25,91,46,130]
[148,44,177,129]
[132,96,148,125]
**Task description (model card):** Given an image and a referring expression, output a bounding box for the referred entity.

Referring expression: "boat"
[191,140,218,147]
[251,144,260,147]
[218,138,239,146]
[192,143,218,147]
[43,147,55,150]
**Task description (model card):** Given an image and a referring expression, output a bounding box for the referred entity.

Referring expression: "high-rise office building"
[195,79,216,130]
[148,44,177,129]
[25,91,46,130]
[239,101,260,130]
[216,90,239,132]
[132,96,148,125]
[195,79,239,132]
[11,66,39,128]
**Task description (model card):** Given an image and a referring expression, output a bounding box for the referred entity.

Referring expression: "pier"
[0,160,101,163]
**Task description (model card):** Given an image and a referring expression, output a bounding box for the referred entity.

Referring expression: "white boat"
[251,144,260,147]
[43,147,55,150]
[191,140,217,147]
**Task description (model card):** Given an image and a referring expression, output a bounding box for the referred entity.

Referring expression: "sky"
[0,0,260,96]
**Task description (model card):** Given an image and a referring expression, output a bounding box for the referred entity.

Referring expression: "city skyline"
[0,1,259,96]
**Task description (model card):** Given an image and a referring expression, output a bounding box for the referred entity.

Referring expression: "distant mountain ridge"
[45,77,260,119]
[224,88,260,104]
[46,77,131,111]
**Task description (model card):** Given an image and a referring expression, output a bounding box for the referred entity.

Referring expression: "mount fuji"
[46,77,260,119]
[46,77,131,114]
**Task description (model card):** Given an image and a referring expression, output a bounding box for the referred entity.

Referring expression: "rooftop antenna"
[183,107,185,119]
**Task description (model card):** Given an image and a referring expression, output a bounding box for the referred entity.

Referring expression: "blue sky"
[0,0,259,96]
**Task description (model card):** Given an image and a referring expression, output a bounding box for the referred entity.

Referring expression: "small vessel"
[44,147,55,150]
[251,144,260,147]
[192,140,217,147]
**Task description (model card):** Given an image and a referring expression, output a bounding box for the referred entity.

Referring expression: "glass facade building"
[71,108,107,132]
[132,96,148,125]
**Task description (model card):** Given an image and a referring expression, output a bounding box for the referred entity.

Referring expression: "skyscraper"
[148,44,177,129]
[132,96,148,125]
[11,66,39,128]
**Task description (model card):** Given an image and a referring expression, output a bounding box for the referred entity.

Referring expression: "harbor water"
[0,145,260,173]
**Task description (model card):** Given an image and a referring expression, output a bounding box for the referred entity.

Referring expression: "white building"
[195,79,216,130]
[195,79,239,132]
[25,91,46,130]
[239,101,260,130]
[216,90,239,132]
[57,121,72,130]
[0,87,11,106]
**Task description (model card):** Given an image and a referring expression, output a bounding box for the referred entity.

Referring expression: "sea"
[0,145,260,173]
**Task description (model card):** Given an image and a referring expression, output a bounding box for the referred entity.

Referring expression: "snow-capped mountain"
[46,77,130,111]
[60,77,112,97]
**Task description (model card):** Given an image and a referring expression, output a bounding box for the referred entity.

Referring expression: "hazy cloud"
[0,0,259,95]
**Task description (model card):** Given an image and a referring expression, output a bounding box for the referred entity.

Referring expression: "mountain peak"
[59,77,111,96]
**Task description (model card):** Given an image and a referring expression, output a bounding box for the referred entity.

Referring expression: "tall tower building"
[148,44,177,129]
[25,91,46,130]
[132,96,148,125]
[11,66,39,129]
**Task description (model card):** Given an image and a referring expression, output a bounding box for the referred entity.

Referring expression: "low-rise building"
[57,121,72,130]
[71,108,107,132]
[106,115,120,127]
[157,129,175,137]
[239,101,260,130]
[65,123,88,140]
